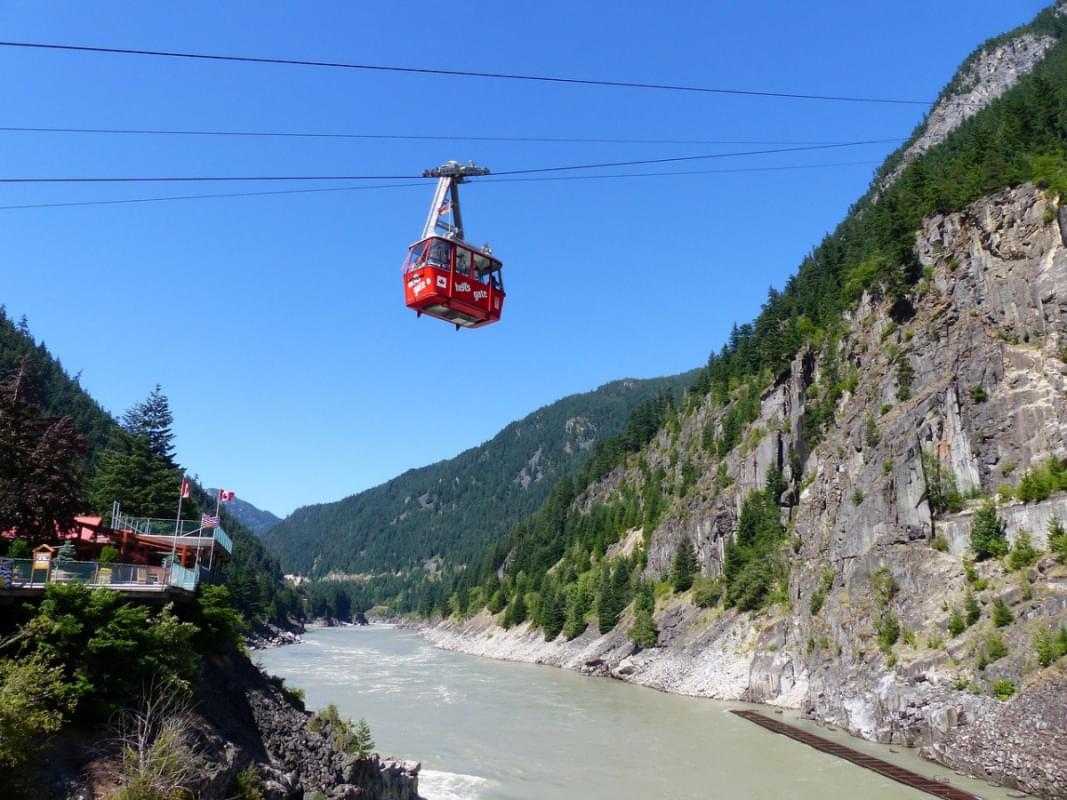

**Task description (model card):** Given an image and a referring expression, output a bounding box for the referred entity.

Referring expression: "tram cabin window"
[474,254,492,284]
[404,241,428,272]
[455,248,472,276]
[429,239,453,270]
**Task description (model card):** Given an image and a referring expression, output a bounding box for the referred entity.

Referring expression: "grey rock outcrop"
[424,182,1067,800]
[883,33,1056,188]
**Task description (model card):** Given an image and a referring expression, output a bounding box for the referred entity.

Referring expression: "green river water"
[256,625,1027,800]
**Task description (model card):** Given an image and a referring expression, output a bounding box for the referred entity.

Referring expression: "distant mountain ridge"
[261,373,698,577]
[208,490,281,536]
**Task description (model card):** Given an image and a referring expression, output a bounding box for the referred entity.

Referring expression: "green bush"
[15,584,199,724]
[992,598,1014,628]
[1008,531,1040,571]
[991,679,1016,701]
[965,591,982,627]
[970,501,1008,560]
[1033,626,1067,668]
[877,613,901,655]
[931,535,949,552]
[948,608,966,637]
[98,545,120,564]
[851,488,864,506]
[232,768,264,800]
[8,539,29,558]
[1016,458,1067,503]
[1048,516,1067,562]
[984,633,1009,662]
[0,655,72,770]
[969,385,989,403]
[691,575,723,609]
[870,567,899,608]
[190,584,246,653]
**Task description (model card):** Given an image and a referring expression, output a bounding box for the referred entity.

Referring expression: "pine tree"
[971,501,1008,561]
[596,563,617,634]
[671,537,698,592]
[629,583,658,649]
[352,718,375,759]
[122,385,176,466]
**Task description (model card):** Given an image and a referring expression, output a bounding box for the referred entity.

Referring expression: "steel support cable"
[0,139,901,184]
[0,41,936,106]
[0,125,890,148]
[0,161,879,211]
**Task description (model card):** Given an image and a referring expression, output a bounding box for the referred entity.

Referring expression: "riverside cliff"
[423,180,1067,799]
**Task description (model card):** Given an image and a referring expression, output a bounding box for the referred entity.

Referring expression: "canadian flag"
[180,478,191,499]
[218,489,236,502]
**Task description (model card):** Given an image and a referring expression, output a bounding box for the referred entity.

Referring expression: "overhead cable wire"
[0,139,902,184]
[0,41,936,106]
[0,161,879,212]
[0,125,888,148]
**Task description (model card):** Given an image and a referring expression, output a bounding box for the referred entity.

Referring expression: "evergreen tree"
[89,429,180,519]
[89,387,183,519]
[596,563,617,634]
[971,501,1008,560]
[629,583,658,650]
[122,384,176,466]
[671,537,699,592]
[0,356,86,543]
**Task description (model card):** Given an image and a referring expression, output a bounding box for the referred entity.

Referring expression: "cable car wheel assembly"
[402,161,505,330]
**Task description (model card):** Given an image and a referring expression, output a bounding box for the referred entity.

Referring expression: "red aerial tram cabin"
[403,161,505,330]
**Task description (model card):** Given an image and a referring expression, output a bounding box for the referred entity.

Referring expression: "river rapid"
[256,625,1024,800]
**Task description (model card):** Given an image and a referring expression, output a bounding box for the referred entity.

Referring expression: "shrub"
[923,453,964,514]
[0,656,72,770]
[970,501,1008,560]
[965,592,981,627]
[809,567,834,616]
[232,768,264,800]
[310,704,373,757]
[969,385,988,403]
[1036,626,1067,667]
[963,559,988,590]
[16,584,199,724]
[98,545,120,564]
[724,489,786,611]
[984,633,1009,662]
[870,567,899,608]
[691,575,723,608]
[1048,516,1067,562]
[877,613,901,655]
[865,414,880,448]
[883,459,895,476]
[1015,458,1067,503]
[991,679,1016,701]
[948,608,966,637]
[8,539,29,558]
[1008,531,1040,571]
[851,488,864,506]
[931,535,949,552]
[113,683,201,800]
[191,585,246,653]
[992,598,1014,628]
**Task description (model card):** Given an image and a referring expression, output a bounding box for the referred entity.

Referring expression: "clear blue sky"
[0,1,1049,516]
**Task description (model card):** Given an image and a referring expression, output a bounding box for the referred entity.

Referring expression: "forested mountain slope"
[210,489,281,536]
[262,373,696,577]
[412,6,1067,797]
[0,308,297,623]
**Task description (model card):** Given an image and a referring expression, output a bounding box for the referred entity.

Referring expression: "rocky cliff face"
[193,654,422,800]
[883,32,1057,188]
[52,653,422,800]
[423,183,1067,799]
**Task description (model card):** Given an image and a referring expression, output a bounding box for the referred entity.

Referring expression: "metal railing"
[110,510,233,555]
[0,558,204,592]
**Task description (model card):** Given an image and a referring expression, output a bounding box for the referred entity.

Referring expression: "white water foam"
[419,769,491,800]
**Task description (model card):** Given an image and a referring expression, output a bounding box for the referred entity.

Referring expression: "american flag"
[436,200,452,216]
[201,514,220,528]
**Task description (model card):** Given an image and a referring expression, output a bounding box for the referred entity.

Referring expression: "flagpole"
[171,474,185,568]
[209,492,222,574]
